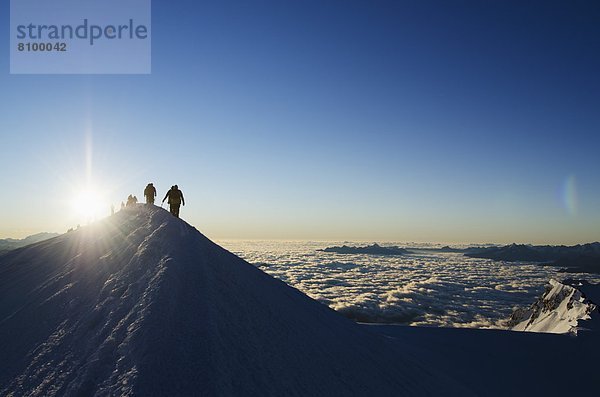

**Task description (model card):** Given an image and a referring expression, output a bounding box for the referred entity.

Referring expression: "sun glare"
[71,188,108,221]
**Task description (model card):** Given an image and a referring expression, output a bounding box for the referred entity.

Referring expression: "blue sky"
[1,0,599,243]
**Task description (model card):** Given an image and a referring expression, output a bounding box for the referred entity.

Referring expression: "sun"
[71,187,108,221]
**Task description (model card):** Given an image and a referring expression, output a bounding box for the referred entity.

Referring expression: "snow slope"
[371,322,599,396]
[0,205,468,396]
[367,278,600,395]
[508,279,598,334]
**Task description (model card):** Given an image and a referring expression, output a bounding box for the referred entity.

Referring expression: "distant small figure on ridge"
[111,204,115,215]
[121,201,125,211]
[126,195,138,207]
[162,185,185,218]
[144,183,157,205]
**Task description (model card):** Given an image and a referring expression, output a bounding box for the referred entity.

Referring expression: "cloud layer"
[219,241,599,328]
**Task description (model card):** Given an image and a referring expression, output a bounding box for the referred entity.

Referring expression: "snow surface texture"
[508,279,598,334]
[219,241,592,328]
[0,205,468,396]
[371,320,600,396]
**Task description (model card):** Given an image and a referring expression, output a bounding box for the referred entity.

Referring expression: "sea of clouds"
[218,241,599,328]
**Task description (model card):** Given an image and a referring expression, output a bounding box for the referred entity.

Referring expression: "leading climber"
[162,185,185,218]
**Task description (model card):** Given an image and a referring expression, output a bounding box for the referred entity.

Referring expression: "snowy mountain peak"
[508,279,598,334]
[0,205,465,396]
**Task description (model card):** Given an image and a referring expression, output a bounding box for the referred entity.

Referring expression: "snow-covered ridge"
[508,279,598,334]
[0,205,467,396]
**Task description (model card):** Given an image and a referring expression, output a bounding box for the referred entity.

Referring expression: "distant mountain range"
[319,242,600,274]
[465,243,600,274]
[0,233,60,254]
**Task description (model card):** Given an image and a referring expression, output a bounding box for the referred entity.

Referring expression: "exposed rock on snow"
[0,205,468,396]
[508,279,598,334]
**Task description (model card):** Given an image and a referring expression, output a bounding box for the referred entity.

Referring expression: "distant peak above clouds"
[0,232,60,254]
[320,243,409,256]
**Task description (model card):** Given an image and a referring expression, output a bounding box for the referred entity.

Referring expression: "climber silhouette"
[162,185,185,218]
[126,195,138,207]
[144,183,157,205]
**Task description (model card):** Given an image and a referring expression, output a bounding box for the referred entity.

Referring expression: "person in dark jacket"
[162,185,185,218]
[144,183,157,205]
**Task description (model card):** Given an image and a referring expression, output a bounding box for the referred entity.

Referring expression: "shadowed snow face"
[218,241,599,328]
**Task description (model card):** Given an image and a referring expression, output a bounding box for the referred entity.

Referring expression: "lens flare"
[561,175,578,216]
